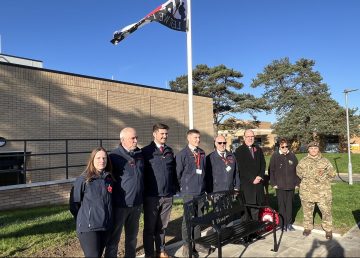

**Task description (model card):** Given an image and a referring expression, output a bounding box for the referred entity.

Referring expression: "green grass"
[265,153,360,174]
[0,205,76,257]
[1,183,359,257]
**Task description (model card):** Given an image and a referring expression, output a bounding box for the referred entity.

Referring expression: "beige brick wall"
[0,62,214,208]
[0,179,73,211]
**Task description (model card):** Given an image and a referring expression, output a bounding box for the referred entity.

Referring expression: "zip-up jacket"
[142,141,177,197]
[176,146,207,196]
[73,171,113,233]
[206,150,240,193]
[110,145,144,207]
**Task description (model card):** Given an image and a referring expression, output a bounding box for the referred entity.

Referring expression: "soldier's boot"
[303,229,311,236]
[325,231,333,240]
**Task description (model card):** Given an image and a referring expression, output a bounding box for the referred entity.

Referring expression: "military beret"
[307,141,319,148]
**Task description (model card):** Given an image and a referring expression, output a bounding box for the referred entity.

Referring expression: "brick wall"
[0,179,74,211]
[0,62,214,182]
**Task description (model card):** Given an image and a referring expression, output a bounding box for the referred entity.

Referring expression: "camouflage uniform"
[296,153,336,232]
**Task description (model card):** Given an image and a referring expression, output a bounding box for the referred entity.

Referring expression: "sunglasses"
[280,146,289,149]
[217,142,227,145]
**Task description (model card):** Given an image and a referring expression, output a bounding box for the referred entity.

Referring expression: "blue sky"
[1,0,359,123]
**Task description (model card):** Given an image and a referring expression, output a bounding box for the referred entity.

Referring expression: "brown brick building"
[0,60,214,210]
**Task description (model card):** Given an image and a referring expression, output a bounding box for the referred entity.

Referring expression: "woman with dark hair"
[72,147,114,258]
[269,138,300,232]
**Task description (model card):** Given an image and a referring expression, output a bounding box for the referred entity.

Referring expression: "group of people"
[72,125,336,258]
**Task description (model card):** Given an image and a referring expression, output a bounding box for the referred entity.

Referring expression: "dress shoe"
[287,224,296,231]
[325,231,333,240]
[303,229,311,236]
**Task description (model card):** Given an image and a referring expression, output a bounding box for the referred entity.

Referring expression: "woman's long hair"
[83,146,113,182]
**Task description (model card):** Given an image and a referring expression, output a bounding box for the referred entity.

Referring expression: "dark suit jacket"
[234,144,266,205]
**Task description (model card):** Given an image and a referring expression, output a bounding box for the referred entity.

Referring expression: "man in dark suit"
[234,129,266,222]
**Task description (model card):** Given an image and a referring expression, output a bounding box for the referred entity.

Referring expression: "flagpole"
[186,0,193,129]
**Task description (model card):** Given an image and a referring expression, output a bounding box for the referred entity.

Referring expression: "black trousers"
[143,196,173,256]
[276,189,295,227]
[104,205,142,258]
[77,231,108,258]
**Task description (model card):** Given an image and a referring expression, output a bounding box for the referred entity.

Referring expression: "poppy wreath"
[258,207,280,232]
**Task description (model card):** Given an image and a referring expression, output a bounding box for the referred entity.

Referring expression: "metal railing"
[0,138,118,186]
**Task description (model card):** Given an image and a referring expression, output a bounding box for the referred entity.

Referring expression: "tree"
[251,57,360,147]
[169,64,269,129]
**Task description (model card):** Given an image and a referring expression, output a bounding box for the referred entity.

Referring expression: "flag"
[111,0,187,45]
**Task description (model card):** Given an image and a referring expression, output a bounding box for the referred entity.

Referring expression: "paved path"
[163,223,360,257]
[141,176,359,257]
[335,173,360,183]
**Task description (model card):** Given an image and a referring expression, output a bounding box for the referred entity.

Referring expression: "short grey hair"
[120,127,136,142]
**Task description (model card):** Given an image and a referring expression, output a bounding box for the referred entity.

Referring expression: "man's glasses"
[217,142,227,145]
[280,146,288,149]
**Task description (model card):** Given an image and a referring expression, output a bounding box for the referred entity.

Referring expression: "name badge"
[196,169,202,175]
[226,166,231,172]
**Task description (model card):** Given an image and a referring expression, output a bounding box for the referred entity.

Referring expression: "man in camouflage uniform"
[296,141,336,240]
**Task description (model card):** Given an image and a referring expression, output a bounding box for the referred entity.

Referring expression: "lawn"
[0,183,359,257]
[265,153,360,174]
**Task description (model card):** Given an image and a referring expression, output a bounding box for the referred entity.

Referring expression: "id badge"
[226,166,231,172]
[196,169,202,175]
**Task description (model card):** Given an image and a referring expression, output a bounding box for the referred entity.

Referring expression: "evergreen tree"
[251,57,360,148]
[170,64,269,129]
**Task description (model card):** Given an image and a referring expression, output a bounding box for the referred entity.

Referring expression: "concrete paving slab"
[154,225,360,258]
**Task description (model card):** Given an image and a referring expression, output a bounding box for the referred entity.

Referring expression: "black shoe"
[325,231,333,240]
[287,225,295,231]
[303,229,311,236]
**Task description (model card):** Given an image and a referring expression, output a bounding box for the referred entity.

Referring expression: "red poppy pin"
[107,185,112,193]
[253,147,257,153]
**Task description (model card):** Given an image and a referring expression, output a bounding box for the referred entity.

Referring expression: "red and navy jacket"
[110,145,144,208]
[176,146,208,196]
[206,150,240,193]
[142,141,178,197]
[73,171,113,233]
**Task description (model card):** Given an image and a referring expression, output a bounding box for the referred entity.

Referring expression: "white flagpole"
[186,0,193,129]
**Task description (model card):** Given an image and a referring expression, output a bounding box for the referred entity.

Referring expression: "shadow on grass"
[333,156,347,182]
[0,205,70,227]
[0,217,75,239]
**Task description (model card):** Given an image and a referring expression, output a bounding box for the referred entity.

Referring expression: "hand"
[273,185,278,189]
[253,176,263,184]
[295,185,299,189]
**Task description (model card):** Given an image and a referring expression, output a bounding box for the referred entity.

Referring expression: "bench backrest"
[183,190,248,230]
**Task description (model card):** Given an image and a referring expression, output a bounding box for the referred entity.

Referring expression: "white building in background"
[0,53,43,68]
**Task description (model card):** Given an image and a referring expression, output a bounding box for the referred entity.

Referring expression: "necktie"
[249,147,254,158]
[220,152,225,158]
[160,146,164,153]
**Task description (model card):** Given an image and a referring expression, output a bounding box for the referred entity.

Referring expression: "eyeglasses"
[280,146,289,149]
[217,142,227,145]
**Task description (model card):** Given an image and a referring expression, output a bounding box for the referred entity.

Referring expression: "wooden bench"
[183,190,278,258]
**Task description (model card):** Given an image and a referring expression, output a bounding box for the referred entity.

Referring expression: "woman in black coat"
[269,138,299,231]
[72,147,114,258]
